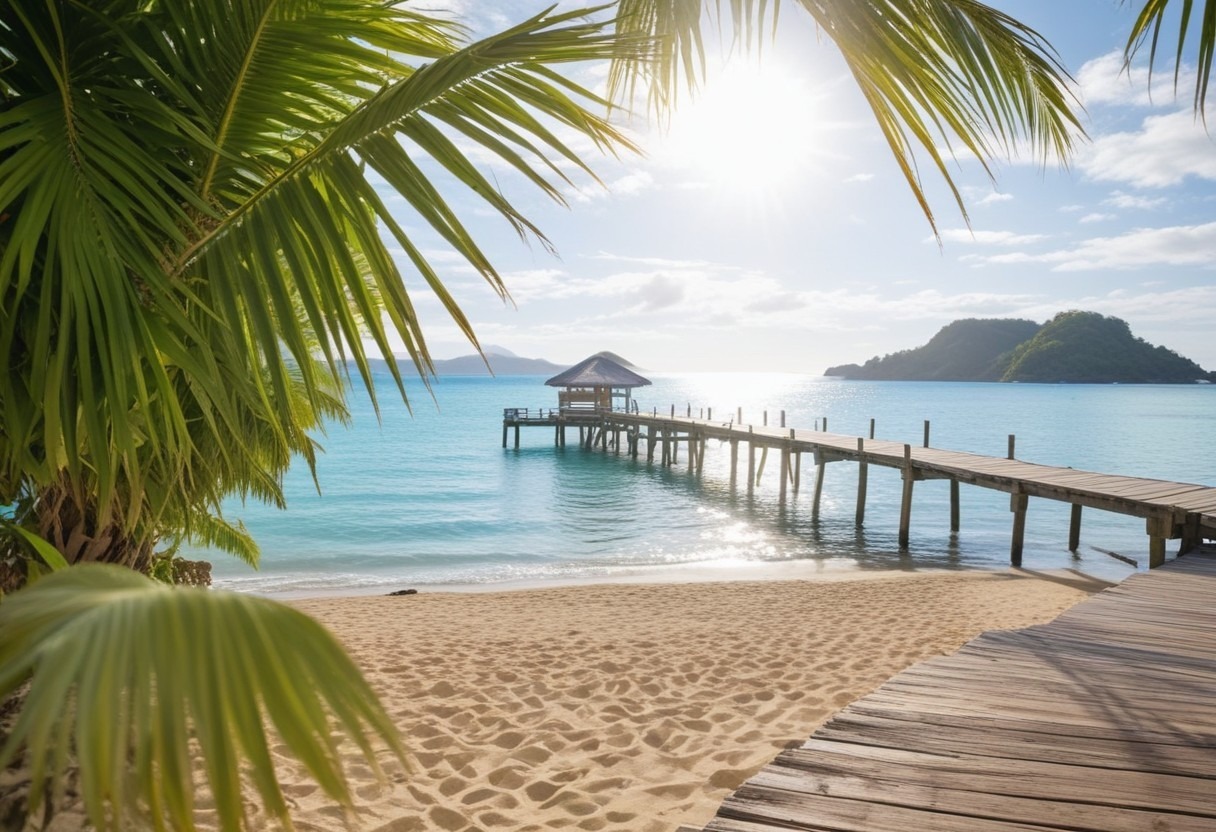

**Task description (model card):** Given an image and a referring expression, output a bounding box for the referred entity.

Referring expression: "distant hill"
[824,318,1040,381]
[356,350,565,377]
[1002,311,1210,383]
[590,350,644,372]
[825,312,1213,384]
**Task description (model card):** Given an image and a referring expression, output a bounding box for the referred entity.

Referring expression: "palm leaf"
[0,565,404,831]
[609,0,1084,234]
[1125,0,1216,116]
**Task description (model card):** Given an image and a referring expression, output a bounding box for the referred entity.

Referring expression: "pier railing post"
[869,418,876,440]
[780,410,786,428]
[1008,434,1016,460]
[923,420,930,448]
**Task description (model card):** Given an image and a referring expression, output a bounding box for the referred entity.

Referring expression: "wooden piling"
[1068,504,1082,551]
[923,420,930,448]
[869,418,875,440]
[898,444,914,550]
[855,437,868,527]
[779,446,789,502]
[1008,434,1016,460]
[514,424,520,450]
[747,432,756,495]
[950,479,960,533]
[502,423,508,448]
[729,439,739,487]
[780,410,786,428]
[1010,491,1028,567]
[812,453,827,521]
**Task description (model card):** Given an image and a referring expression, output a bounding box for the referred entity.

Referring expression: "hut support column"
[647,425,657,461]
[1069,504,1082,552]
[950,480,960,533]
[1010,491,1028,567]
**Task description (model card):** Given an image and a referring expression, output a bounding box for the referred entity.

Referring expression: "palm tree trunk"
[33,480,153,570]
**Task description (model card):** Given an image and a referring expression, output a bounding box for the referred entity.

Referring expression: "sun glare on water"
[659,58,823,201]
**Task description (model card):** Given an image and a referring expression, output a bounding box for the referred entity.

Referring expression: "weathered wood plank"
[691,554,1216,832]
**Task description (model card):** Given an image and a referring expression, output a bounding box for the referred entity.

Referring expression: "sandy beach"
[222,568,1102,832]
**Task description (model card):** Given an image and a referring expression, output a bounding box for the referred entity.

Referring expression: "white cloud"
[1104,190,1167,210]
[977,192,1014,206]
[1059,204,1085,213]
[1076,51,1198,109]
[936,229,1048,246]
[960,222,1216,271]
[845,173,875,183]
[1079,213,1116,224]
[1080,111,1216,187]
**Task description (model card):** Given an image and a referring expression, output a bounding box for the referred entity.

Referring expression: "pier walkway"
[681,551,1216,832]
[504,408,1216,567]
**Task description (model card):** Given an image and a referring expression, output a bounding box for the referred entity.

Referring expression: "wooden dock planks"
[694,553,1216,832]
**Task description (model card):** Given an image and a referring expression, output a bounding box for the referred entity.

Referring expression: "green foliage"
[1125,0,1216,117]
[1001,311,1210,383]
[0,565,403,831]
[0,1,652,565]
[826,313,1212,383]
[824,318,1042,380]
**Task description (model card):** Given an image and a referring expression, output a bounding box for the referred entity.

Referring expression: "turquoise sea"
[195,374,1216,595]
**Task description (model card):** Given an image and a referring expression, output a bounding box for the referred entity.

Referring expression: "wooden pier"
[503,408,1216,566]
[682,550,1216,832]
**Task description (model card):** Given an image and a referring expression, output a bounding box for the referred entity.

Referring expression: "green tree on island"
[0,0,1210,829]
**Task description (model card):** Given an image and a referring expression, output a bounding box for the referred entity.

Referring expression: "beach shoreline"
[246,567,1107,832]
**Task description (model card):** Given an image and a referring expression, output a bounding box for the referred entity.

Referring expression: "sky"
[381,0,1216,374]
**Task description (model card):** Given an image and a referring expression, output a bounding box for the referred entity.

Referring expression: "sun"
[657,58,824,199]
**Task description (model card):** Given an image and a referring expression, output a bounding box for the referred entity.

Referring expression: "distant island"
[824,311,1214,384]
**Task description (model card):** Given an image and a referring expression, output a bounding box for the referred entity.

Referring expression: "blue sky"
[386,1,1215,374]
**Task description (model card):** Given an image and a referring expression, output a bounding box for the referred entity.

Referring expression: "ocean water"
[194,374,1216,595]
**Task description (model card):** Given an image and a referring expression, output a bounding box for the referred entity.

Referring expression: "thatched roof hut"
[545,354,650,413]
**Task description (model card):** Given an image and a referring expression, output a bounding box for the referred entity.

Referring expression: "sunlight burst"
[659,59,823,198]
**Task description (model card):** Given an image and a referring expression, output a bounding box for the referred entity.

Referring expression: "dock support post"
[898,444,914,551]
[1068,504,1082,552]
[647,425,656,461]
[756,446,769,486]
[1146,516,1171,567]
[855,438,868,527]
[687,431,695,472]
[779,446,789,502]
[950,480,960,533]
[812,454,827,521]
[671,430,679,464]
[514,425,520,450]
[502,423,508,448]
[1179,514,1201,556]
[730,440,739,488]
[747,432,756,494]
[793,445,802,491]
[697,436,706,476]
[1010,491,1028,567]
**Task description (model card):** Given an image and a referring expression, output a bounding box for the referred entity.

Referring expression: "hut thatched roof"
[545,355,651,388]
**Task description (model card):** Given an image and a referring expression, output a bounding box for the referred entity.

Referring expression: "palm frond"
[609,0,1085,234]
[1125,0,1216,116]
[0,565,404,831]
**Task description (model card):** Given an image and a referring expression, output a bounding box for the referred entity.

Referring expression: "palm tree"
[1,0,1208,829]
[1,2,650,827]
